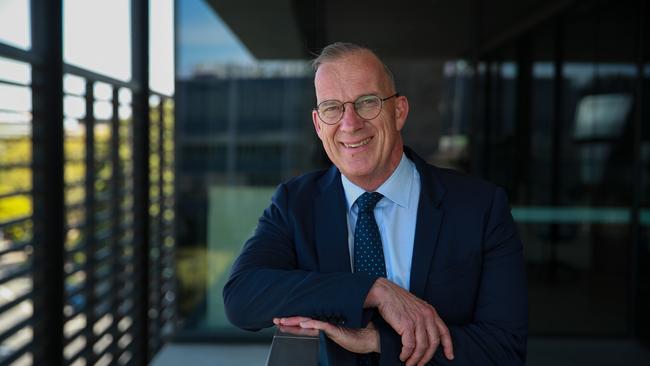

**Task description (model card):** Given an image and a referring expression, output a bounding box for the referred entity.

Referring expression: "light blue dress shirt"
[341,153,421,290]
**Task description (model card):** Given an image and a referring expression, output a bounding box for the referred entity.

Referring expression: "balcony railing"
[0,1,175,365]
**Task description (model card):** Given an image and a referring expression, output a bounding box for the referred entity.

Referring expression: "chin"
[341,164,374,179]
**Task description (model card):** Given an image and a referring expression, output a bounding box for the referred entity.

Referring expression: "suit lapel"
[406,148,446,298]
[314,166,352,273]
[409,197,443,298]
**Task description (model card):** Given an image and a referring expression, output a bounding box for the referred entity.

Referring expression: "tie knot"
[356,192,383,213]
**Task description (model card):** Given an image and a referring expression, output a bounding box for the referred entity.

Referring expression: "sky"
[0,0,255,94]
[0,0,175,96]
[0,0,178,137]
[0,0,261,136]
[176,0,254,78]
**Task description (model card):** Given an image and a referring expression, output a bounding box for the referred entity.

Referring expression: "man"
[223,42,528,366]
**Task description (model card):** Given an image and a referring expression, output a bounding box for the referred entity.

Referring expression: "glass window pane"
[516,1,638,337]
[176,0,311,339]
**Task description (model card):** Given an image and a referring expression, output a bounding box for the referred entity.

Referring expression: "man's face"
[312,51,409,190]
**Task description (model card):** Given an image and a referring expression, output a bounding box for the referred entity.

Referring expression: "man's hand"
[274,317,379,354]
[365,278,454,366]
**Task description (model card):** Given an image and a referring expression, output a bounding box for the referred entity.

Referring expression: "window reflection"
[176,66,316,335]
[175,0,650,342]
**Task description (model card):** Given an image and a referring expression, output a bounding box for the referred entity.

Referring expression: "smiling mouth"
[342,137,372,148]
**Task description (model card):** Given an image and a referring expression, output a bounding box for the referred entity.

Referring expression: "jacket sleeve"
[222,183,378,331]
[377,187,528,366]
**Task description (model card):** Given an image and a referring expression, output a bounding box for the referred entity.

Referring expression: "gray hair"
[311,42,396,91]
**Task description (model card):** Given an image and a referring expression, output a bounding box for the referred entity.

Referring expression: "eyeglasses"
[314,93,399,125]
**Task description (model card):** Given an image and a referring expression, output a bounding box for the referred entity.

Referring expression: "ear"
[394,95,409,131]
[312,109,324,140]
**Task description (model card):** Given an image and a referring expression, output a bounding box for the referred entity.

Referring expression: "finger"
[278,324,319,337]
[300,319,343,339]
[399,329,416,362]
[433,316,454,360]
[405,322,428,366]
[278,316,313,326]
[302,321,376,355]
[419,313,438,366]
[299,319,329,331]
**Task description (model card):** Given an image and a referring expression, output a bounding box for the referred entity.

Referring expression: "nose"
[338,103,364,132]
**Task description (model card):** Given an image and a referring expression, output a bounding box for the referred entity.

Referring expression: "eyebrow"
[318,92,382,104]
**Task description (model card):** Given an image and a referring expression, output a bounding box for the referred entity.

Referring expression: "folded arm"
[223,184,378,331]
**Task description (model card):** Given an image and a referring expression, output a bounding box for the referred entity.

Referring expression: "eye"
[319,102,342,114]
[356,96,380,108]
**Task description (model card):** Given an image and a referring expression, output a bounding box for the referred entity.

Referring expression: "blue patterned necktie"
[354,192,386,277]
[353,192,385,366]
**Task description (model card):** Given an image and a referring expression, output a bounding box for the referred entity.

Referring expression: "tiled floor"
[151,338,650,366]
[151,344,269,366]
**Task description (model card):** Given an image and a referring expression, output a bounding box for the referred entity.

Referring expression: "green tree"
[0,136,32,241]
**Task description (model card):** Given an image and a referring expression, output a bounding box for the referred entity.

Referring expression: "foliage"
[0,137,32,241]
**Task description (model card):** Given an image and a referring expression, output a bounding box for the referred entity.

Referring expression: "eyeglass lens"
[317,95,383,124]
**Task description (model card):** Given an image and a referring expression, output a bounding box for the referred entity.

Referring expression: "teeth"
[344,137,372,148]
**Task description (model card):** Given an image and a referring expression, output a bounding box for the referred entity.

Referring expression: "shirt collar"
[341,153,415,210]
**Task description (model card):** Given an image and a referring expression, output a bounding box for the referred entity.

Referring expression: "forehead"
[314,51,388,101]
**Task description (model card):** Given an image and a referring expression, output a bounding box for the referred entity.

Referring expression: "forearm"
[223,181,380,331]
[440,324,526,365]
[375,321,526,366]
[223,267,377,330]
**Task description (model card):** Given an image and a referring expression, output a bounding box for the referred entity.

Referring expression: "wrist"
[364,277,388,308]
[373,328,381,353]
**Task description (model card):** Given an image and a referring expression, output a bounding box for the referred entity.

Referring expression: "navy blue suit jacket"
[224,147,528,365]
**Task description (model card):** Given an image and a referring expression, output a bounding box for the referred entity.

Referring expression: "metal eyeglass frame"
[314,92,400,125]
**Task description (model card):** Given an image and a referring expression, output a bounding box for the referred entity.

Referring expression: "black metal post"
[494,58,503,180]
[549,17,564,284]
[514,35,532,204]
[469,0,483,176]
[148,100,161,354]
[108,86,121,359]
[482,59,492,179]
[82,79,98,365]
[30,0,64,365]
[630,0,647,339]
[157,99,166,349]
[132,0,151,363]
